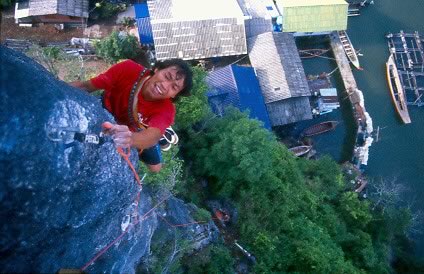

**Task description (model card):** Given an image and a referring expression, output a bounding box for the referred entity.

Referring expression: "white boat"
[338,30,362,70]
[288,145,312,157]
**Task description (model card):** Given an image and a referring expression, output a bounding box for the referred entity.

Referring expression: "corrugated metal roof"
[135,3,150,18]
[148,0,244,22]
[320,88,337,96]
[266,97,312,125]
[277,0,347,7]
[237,0,279,18]
[148,0,247,60]
[248,32,310,103]
[206,65,271,129]
[28,0,88,17]
[237,0,276,38]
[232,65,272,129]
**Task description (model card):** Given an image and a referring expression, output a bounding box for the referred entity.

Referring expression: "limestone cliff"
[0,46,218,273]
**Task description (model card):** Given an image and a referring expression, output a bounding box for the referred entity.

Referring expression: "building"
[237,0,280,37]
[146,0,247,61]
[248,32,312,126]
[14,0,88,25]
[206,64,271,129]
[274,0,348,34]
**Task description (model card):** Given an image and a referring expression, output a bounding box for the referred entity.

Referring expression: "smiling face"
[141,66,186,101]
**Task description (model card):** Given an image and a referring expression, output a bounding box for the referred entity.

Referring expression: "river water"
[294,0,424,258]
[349,0,424,257]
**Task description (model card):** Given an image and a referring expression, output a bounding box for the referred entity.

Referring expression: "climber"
[69,59,193,172]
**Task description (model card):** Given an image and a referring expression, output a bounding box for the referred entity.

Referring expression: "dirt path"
[0,7,117,44]
[1,8,84,44]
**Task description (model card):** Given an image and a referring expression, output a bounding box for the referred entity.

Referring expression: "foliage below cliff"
[167,66,421,272]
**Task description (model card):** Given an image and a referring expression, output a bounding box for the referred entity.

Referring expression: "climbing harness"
[46,125,109,146]
[128,67,149,132]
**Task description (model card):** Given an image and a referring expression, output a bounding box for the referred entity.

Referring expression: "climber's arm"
[102,122,162,151]
[69,80,98,93]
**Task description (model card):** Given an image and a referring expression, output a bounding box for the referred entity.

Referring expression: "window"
[17,1,29,10]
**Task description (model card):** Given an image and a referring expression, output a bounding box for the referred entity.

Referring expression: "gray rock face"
[0,46,218,273]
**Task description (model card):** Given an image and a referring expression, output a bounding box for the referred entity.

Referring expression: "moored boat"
[302,121,339,137]
[288,145,312,157]
[385,54,411,124]
[338,30,362,70]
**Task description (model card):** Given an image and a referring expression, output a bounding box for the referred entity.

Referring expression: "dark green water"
[296,0,424,258]
[347,0,424,256]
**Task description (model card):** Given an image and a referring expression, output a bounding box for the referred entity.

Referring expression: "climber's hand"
[102,122,132,149]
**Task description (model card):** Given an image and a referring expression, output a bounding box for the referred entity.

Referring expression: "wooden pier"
[329,31,373,169]
[386,31,424,108]
[329,32,362,111]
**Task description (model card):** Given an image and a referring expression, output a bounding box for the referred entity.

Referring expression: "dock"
[386,31,424,111]
[329,31,373,169]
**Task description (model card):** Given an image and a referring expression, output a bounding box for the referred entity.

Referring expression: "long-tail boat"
[386,54,411,124]
[288,145,312,157]
[338,30,362,70]
[302,121,339,137]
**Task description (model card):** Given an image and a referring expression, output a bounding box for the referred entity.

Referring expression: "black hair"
[153,59,193,99]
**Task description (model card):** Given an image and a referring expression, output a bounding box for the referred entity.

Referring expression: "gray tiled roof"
[266,97,312,125]
[248,32,310,103]
[147,0,247,60]
[28,0,88,18]
[237,0,277,38]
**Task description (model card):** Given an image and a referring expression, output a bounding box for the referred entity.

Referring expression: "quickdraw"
[46,125,108,146]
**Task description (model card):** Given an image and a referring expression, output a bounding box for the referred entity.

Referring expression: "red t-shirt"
[90,60,175,134]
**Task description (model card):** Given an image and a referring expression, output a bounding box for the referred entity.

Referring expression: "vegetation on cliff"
[169,67,423,273]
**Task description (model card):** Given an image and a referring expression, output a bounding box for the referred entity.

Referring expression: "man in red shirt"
[70,59,193,172]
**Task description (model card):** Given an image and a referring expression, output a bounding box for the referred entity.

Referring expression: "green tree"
[140,145,184,191]
[174,66,210,131]
[183,243,234,274]
[0,0,14,9]
[94,31,141,63]
[181,106,397,272]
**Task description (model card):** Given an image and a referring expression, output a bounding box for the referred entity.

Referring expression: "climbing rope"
[80,187,172,272]
[79,146,144,272]
[46,129,215,271]
[116,147,142,187]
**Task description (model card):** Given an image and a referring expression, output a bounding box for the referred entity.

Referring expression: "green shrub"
[94,31,140,63]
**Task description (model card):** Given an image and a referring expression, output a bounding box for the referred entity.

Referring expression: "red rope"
[116,147,142,187]
[79,146,220,271]
[79,176,172,272]
[80,147,145,271]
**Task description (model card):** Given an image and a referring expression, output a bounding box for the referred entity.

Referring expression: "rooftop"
[27,0,89,18]
[277,0,348,7]
[148,0,244,22]
[248,32,310,103]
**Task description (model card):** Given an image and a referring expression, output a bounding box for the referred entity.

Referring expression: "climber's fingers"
[102,122,133,149]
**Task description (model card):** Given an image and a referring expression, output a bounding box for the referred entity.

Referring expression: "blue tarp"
[134,3,149,18]
[206,65,271,129]
[134,3,153,45]
[136,18,154,44]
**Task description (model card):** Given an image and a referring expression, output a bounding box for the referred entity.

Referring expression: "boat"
[338,30,362,70]
[302,121,339,137]
[288,145,312,157]
[385,54,411,123]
